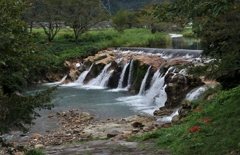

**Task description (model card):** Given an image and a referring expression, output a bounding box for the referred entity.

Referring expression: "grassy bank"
[32,28,171,71]
[130,85,240,155]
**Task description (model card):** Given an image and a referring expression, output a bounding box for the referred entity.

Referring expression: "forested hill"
[108,0,173,13]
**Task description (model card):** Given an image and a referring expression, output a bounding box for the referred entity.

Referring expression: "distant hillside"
[103,0,173,14]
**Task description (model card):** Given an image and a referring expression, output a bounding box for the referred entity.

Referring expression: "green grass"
[24,148,44,155]
[129,85,240,155]
[182,29,195,37]
[31,28,171,71]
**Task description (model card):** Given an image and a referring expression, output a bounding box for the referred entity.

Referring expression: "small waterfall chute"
[87,63,112,87]
[186,86,207,101]
[117,62,130,89]
[75,63,94,84]
[143,67,174,107]
[99,70,114,87]
[150,68,161,87]
[126,59,134,89]
[59,75,67,84]
[157,108,179,122]
[138,66,152,95]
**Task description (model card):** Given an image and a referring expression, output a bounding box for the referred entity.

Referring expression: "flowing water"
[25,37,204,136]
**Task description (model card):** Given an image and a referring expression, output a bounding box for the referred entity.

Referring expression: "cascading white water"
[87,63,112,87]
[150,68,161,86]
[126,59,134,89]
[138,66,152,95]
[75,63,94,84]
[186,86,207,101]
[58,75,67,84]
[143,67,174,107]
[117,62,130,88]
[99,70,114,87]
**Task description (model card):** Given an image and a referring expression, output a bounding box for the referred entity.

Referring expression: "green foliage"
[131,85,240,155]
[0,0,56,134]
[147,32,171,48]
[111,10,134,33]
[0,0,51,94]
[0,86,56,134]
[63,0,106,44]
[182,29,195,37]
[151,0,240,89]
[24,148,44,155]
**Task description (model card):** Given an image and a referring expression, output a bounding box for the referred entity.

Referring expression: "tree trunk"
[75,35,79,44]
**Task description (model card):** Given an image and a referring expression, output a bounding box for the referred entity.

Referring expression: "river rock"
[14,152,24,155]
[107,130,121,138]
[131,121,144,128]
[171,115,180,124]
[34,144,45,149]
[153,108,174,116]
[31,134,43,140]
[165,72,204,108]
[83,123,132,138]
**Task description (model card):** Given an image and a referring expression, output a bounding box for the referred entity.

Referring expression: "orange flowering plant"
[189,126,200,132]
[201,118,212,124]
[193,107,203,112]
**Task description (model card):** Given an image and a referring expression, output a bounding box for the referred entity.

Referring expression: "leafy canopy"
[151,0,239,89]
[0,0,55,134]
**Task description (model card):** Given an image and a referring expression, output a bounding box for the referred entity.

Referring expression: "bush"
[147,33,171,48]
[24,148,44,155]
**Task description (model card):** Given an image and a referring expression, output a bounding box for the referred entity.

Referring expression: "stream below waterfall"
[27,35,203,135]
[26,83,160,135]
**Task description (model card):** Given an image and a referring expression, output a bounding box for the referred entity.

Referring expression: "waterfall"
[87,63,112,87]
[150,68,161,87]
[138,66,152,95]
[143,67,173,107]
[126,59,134,89]
[75,63,94,84]
[157,108,179,122]
[99,70,114,87]
[186,86,207,101]
[117,62,130,88]
[58,75,67,84]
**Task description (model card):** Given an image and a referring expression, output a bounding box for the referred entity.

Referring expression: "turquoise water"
[27,83,155,135]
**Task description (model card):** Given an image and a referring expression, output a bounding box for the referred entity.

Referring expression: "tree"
[151,0,239,89]
[64,0,106,44]
[111,10,134,32]
[37,0,65,42]
[24,0,40,33]
[0,0,55,134]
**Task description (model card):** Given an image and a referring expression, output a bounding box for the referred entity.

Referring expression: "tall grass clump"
[24,148,44,155]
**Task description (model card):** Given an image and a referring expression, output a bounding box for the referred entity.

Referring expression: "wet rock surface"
[44,140,170,155]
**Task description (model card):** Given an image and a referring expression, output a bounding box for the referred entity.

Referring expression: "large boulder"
[164,71,204,108]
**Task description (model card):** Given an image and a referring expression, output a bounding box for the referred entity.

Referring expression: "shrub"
[24,148,44,155]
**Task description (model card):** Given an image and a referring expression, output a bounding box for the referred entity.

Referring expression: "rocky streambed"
[1,109,177,155]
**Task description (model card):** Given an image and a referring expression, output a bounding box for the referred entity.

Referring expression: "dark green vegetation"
[24,148,44,155]
[0,0,56,135]
[130,85,240,155]
[150,0,240,89]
